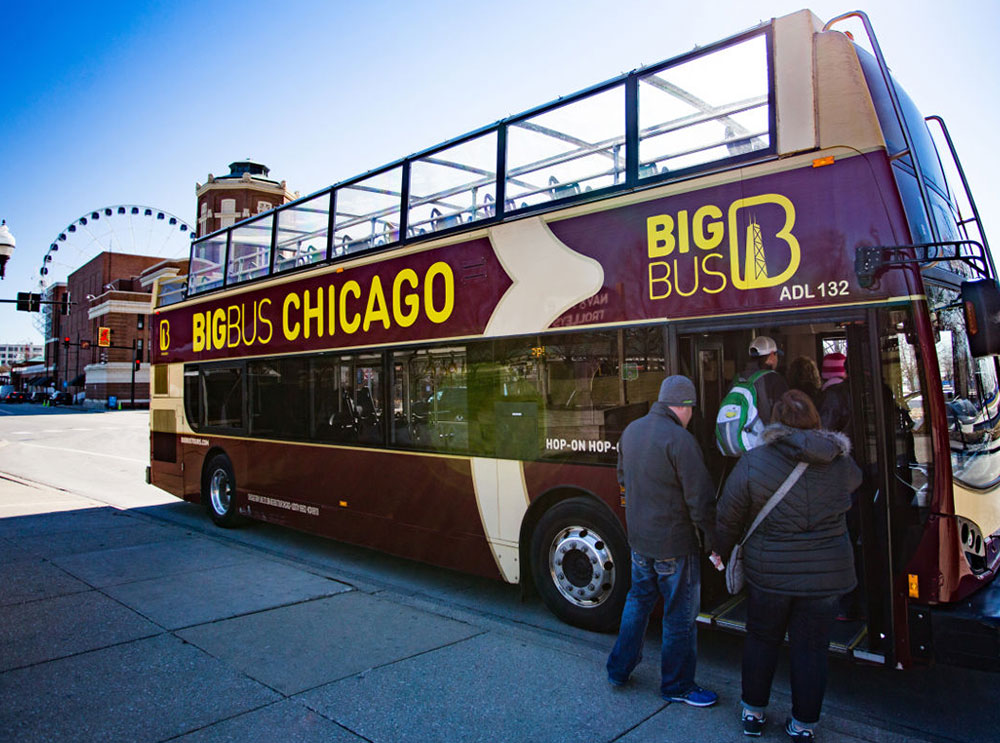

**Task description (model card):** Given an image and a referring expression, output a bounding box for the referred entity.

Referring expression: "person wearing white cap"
[740,335,789,427]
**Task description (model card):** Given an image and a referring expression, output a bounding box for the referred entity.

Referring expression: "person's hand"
[709,552,724,571]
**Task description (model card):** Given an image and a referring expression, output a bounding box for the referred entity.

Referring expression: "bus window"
[248,357,310,439]
[274,192,331,273]
[495,327,664,464]
[183,368,204,429]
[927,286,1000,490]
[408,132,497,235]
[309,353,384,445]
[880,310,932,535]
[353,355,384,445]
[201,365,244,431]
[638,34,770,176]
[505,85,625,210]
[312,356,357,444]
[189,235,226,294]
[334,168,402,256]
[393,345,472,454]
[227,214,273,285]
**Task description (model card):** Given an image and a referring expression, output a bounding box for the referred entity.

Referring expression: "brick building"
[196,160,296,236]
[43,253,187,405]
[37,282,70,392]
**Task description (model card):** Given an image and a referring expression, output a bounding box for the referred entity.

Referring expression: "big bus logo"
[646,193,801,298]
[728,194,800,290]
[159,319,170,351]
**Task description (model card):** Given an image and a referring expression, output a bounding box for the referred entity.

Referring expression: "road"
[0,402,994,742]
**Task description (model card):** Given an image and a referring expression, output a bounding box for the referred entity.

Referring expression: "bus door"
[677,313,891,663]
[829,308,939,669]
[826,319,893,664]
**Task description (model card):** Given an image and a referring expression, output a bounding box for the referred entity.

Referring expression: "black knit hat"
[658,375,697,407]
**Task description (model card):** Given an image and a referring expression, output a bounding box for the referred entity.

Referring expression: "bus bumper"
[921,577,1000,671]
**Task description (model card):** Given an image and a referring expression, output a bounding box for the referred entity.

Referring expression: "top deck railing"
[162,23,775,308]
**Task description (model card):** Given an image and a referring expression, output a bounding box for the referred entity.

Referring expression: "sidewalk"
[0,474,921,743]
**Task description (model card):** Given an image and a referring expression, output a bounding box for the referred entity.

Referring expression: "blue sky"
[2,0,998,344]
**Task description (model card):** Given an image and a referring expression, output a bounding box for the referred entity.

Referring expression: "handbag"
[725,461,808,594]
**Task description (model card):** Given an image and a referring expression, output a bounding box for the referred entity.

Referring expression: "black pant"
[741,585,839,724]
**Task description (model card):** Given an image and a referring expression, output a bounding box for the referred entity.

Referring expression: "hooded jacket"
[716,424,862,596]
[617,402,717,558]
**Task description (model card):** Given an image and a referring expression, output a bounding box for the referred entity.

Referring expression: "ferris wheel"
[34,204,195,334]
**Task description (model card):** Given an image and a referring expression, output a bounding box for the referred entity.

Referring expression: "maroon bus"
[149,10,1000,670]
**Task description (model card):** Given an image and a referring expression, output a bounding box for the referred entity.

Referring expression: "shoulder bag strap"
[740,461,808,546]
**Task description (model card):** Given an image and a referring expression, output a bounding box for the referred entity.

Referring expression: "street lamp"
[0,220,14,279]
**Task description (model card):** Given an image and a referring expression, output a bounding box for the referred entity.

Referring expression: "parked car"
[50,391,74,406]
[2,390,27,403]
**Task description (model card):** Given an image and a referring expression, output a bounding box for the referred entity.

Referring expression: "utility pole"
[130,337,136,409]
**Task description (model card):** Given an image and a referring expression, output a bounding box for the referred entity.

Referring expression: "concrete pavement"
[0,472,929,742]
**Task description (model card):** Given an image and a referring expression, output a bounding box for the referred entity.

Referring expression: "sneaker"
[742,711,765,736]
[664,685,718,707]
[607,675,626,687]
[785,718,815,738]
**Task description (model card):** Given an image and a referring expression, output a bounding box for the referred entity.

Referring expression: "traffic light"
[80,340,91,350]
[15,292,41,312]
[62,337,70,348]
[60,295,70,315]
[134,354,142,371]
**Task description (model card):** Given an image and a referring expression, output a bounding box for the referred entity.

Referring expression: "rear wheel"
[530,497,629,632]
[203,454,244,528]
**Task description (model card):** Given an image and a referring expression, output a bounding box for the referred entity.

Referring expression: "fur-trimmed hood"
[761,424,851,465]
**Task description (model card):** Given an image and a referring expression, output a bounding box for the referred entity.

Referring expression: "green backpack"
[715,370,771,456]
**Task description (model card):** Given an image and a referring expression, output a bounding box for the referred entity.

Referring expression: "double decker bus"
[148,9,1000,670]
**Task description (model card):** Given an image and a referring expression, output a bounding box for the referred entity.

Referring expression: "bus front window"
[928,284,1000,489]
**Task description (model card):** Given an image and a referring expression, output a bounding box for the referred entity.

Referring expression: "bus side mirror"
[961,279,1000,357]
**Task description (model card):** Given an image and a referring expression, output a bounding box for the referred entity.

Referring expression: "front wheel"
[203,454,244,528]
[530,497,629,632]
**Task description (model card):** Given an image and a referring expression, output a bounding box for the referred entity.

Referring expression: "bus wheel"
[203,454,243,528]
[530,497,628,633]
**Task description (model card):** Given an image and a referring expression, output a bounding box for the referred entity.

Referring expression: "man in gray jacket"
[606,375,721,706]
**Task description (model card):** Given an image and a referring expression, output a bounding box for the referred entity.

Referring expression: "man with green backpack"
[716,336,789,457]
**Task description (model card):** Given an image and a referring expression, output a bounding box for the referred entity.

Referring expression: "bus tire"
[530,497,629,633]
[203,454,243,528]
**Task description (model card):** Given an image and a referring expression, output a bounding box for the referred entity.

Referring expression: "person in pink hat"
[818,351,863,624]
[818,352,850,433]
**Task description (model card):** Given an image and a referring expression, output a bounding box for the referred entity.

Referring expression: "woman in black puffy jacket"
[716,389,861,739]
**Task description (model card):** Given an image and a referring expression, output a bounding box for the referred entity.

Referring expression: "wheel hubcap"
[209,469,231,514]
[548,526,616,608]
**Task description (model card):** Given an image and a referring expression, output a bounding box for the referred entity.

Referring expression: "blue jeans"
[606,551,700,697]
[741,584,839,724]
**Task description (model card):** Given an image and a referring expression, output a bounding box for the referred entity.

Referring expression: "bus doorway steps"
[699,594,874,662]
